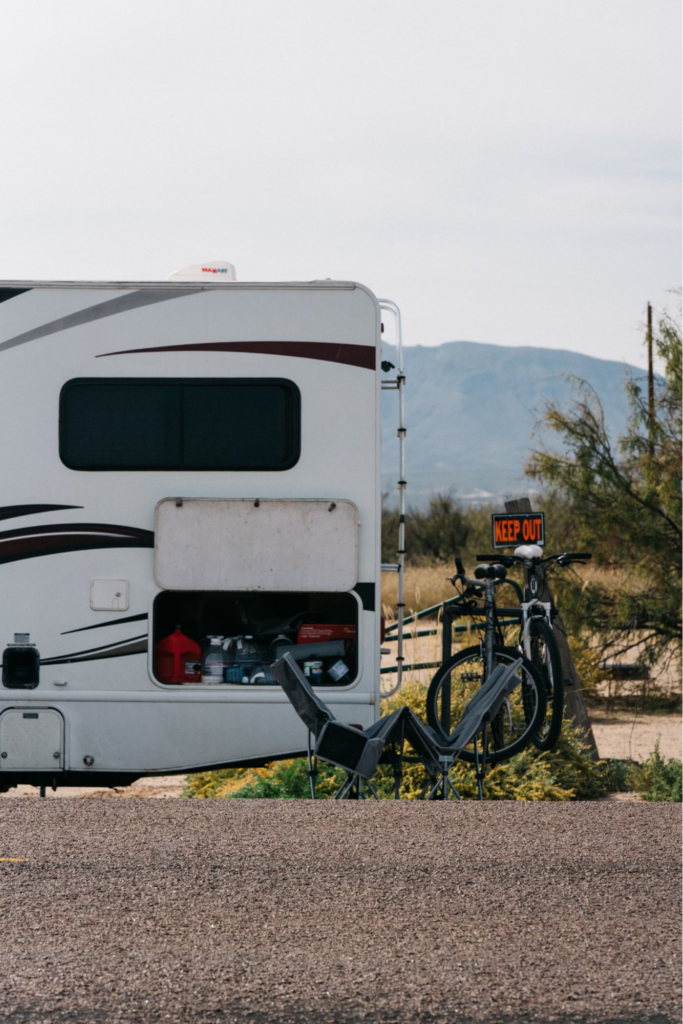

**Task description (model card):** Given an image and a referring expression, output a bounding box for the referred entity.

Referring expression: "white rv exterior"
[0,278,385,789]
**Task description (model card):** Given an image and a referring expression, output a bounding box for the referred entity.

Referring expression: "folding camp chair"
[273,653,523,800]
[395,659,522,799]
[272,652,388,799]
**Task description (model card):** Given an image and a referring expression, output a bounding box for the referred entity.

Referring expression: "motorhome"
[0,265,405,791]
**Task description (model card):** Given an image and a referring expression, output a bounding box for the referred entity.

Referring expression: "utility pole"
[647,302,655,458]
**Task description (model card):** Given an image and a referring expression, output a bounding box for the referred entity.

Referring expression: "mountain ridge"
[381,340,642,506]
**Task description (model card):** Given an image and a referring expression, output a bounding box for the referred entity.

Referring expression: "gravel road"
[1,801,680,1024]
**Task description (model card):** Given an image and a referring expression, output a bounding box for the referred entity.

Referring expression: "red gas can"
[155,627,201,684]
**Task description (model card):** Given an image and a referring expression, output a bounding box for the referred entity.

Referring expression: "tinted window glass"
[183,385,290,469]
[61,384,181,469]
[60,379,300,471]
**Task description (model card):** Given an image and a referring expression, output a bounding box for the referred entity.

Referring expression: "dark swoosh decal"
[61,612,149,635]
[41,635,148,665]
[0,504,83,522]
[0,523,154,565]
[0,288,30,305]
[0,289,199,354]
[96,340,376,370]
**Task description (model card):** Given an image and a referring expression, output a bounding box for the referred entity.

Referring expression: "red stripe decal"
[97,340,376,370]
[0,523,153,565]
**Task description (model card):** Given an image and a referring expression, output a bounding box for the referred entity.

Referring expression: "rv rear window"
[59,378,300,471]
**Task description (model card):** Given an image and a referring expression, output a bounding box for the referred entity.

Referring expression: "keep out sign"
[491,512,545,548]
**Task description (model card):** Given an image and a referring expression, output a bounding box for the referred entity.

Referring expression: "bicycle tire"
[528,618,564,752]
[426,645,547,766]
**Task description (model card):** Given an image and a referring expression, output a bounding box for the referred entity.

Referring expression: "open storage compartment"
[153,590,359,687]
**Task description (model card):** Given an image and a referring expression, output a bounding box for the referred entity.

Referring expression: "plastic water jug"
[232,635,260,683]
[155,627,201,684]
[201,636,231,683]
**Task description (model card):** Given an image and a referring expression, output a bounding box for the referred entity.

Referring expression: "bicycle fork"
[519,601,553,657]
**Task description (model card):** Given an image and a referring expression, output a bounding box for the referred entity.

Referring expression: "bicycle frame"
[448,553,573,686]
[475,551,592,624]
[482,579,497,678]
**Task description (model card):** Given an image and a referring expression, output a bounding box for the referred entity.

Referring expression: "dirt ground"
[1,774,187,799]
[0,801,679,1024]
[590,710,682,762]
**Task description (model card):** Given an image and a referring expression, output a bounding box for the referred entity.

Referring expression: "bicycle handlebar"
[475,551,592,566]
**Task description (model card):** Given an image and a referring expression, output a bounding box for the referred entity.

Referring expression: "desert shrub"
[185,676,625,802]
[382,495,464,565]
[527,301,682,672]
[380,492,585,619]
[373,678,615,801]
[184,761,344,799]
[626,742,682,802]
[566,635,607,703]
[381,490,584,575]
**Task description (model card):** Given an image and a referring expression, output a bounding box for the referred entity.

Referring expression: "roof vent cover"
[167,261,236,282]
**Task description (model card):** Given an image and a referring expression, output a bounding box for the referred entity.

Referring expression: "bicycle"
[474,546,592,751]
[425,558,547,765]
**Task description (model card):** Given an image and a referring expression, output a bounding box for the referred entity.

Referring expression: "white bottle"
[201,636,228,683]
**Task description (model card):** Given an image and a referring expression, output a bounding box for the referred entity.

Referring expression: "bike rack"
[381,583,524,678]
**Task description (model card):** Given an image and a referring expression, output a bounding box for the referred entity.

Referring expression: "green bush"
[380,490,584,568]
[626,742,682,802]
[382,495,474,565]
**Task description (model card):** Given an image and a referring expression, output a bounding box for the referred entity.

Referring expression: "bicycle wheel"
[528,618,564,752]
[426,645,547,765]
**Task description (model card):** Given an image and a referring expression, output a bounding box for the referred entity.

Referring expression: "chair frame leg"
[473,723,489,802]
[333,773,380,800]
[421,757,461,801]
[393,723,406,800]
[307,731,318,800]
[334,774,356,800]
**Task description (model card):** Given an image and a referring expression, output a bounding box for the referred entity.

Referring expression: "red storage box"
[297,624,356,644]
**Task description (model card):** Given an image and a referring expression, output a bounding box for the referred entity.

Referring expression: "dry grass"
[381,560,623,622]
[380,562,495,693]
[381,562,461,621]
[381,561,681,709]
[381,564,458,693]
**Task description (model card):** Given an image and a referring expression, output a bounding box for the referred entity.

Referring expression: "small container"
[249,664,276,685]
[269,634,293,653]
[235,636,262,661]
[327,659,350,683]
[155,627,201,684]
[303,660,323,681]
[224,665,244,684]
[201,636,230,683]
[233,635,261,683]
[243,635,261,656]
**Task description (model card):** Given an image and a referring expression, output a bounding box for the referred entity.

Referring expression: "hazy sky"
[0,1,679,367]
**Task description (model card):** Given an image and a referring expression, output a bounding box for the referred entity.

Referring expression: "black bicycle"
[425,558,547,765]
[474,548,592,750]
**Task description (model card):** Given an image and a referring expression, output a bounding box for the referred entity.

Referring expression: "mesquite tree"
[527,302,682,673]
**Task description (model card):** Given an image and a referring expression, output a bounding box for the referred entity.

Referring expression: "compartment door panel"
[155,498,358,591]
[0,708,64,770]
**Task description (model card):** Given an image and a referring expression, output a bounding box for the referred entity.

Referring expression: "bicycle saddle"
[474,563,507,580]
